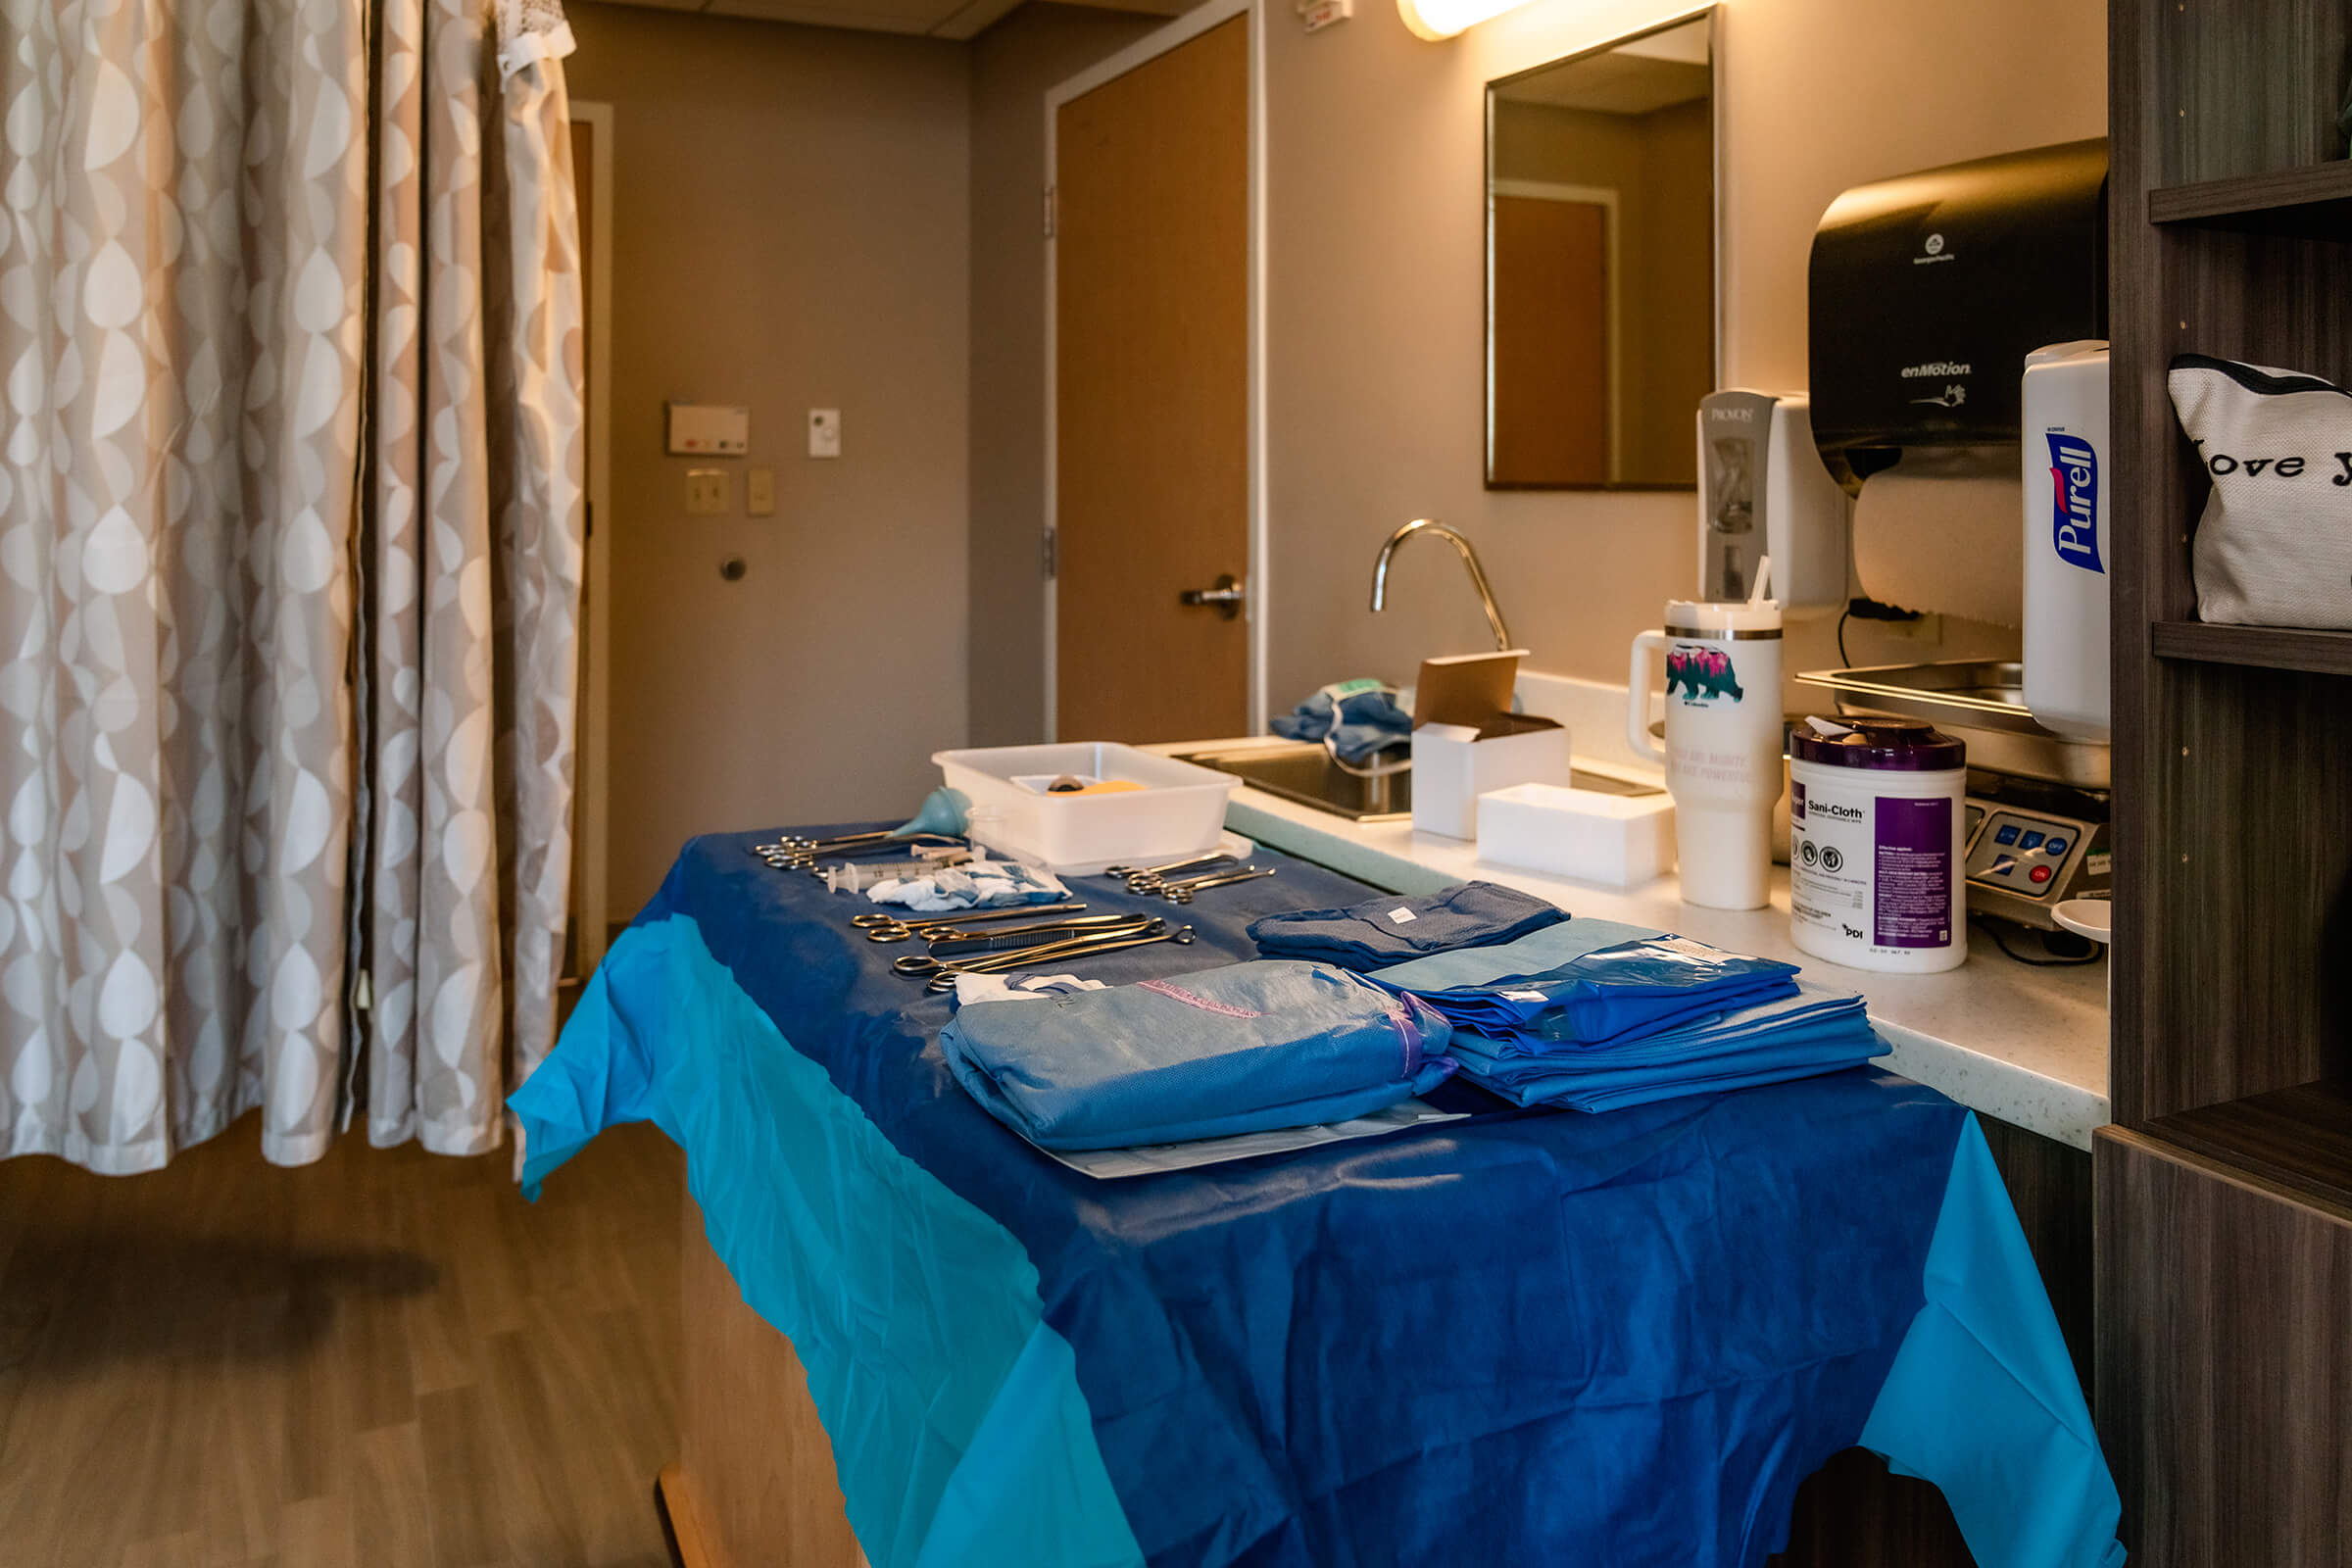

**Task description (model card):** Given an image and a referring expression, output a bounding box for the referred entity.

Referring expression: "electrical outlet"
[808,409,841,460]
[686,468,730,515]
[746,466,776,516]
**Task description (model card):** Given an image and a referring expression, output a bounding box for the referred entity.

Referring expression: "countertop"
[1161,735,2111,1152]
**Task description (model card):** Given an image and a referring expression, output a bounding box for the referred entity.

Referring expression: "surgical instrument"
[1146,866,1278,904]
[891,917,1169,977]
[902,924,1198,993]
[919,914,1154,954]
[818,850,973,895]
[758,833,965,871]
[1103,851,1236,883]
[853,903,1088,943]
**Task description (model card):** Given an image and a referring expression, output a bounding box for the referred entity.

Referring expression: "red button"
[2029,864,2053,885]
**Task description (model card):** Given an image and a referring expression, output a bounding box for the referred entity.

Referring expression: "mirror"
[1486,10,1716,490]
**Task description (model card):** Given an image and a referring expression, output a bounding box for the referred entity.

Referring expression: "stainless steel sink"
[1175,741,1661,824]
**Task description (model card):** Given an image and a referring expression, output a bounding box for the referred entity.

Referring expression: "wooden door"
[567,108,608,977]
[1053,15,1249,744]
[1490,194,1608,487]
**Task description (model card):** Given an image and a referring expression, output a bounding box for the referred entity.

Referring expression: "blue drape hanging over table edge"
[513,831,2126,1568]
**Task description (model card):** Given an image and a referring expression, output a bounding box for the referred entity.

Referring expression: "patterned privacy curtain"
[0,0,584,1171]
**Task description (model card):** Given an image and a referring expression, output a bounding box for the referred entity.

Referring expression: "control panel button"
[2029,864,2053,885]
[2019,830,2046,851]
[2042,836,2070,858]
[1990,854,2019,877]
[1993,824,2021,846]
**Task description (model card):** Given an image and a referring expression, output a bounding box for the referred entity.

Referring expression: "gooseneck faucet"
[1368,519,1516,652]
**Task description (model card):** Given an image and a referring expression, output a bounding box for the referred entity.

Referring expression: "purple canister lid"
[1788,715,1967,771]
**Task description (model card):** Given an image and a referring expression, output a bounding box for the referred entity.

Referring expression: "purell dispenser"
[2021,342,2112,740]
[1695,391,1849,618]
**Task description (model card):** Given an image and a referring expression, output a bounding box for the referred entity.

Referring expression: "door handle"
[1179,573,1247,620]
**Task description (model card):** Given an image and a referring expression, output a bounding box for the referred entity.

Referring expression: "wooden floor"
[0,1113,684,1568]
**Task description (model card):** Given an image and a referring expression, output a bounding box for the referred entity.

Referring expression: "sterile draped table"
[513,829,2126,1568]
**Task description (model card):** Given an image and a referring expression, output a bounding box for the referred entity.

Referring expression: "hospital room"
[4,0,2348,1562]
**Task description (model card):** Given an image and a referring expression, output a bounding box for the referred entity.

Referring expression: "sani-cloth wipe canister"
[1788,716,1968,974]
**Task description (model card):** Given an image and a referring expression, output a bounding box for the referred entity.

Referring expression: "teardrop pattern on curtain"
[0,0,367,1171]
[0,0,585,1172]
[364,0,585,1154]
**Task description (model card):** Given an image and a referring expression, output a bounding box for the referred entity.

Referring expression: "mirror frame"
[1483,3,1722,493]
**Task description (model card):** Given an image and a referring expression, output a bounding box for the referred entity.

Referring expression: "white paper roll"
[1851,448,2025,628]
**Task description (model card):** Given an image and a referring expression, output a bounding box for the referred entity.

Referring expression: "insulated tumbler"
[1627,598,1784,910]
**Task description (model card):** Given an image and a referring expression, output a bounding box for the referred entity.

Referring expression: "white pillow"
[2168,353,2352,630]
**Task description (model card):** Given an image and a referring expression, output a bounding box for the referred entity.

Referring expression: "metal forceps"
[852,902,1088,944]
[892,920,1194,990]
[1102,851,1236,886]
[890,915,1160,976]
[1149,865,1278,904]
[918,914,1149,954]
[754,833,962,871]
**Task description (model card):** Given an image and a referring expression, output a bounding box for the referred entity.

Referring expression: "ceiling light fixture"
[1396,0,1535,40]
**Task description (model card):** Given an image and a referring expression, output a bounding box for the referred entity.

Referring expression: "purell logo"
[2047,432,2103,573]
[1901,361,1972,379]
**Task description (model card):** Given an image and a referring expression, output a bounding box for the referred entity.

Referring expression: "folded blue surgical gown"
[1381,935,1801,1046]
[939,959,1457,1151]
[1377,922,1886,1112]
[1247,881,1567,972]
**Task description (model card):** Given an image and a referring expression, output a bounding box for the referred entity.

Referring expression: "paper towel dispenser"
[1807,138,2107,491]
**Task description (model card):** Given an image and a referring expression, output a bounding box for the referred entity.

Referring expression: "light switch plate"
[808,409,841,460]
[666,403,750,456]
[747,467,776,516]
[686,468,730,515]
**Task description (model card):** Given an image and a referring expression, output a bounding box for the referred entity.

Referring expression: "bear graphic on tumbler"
[1664,645,1746,704]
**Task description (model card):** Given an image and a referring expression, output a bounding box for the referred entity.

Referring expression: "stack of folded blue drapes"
[1373,918,1886,1112]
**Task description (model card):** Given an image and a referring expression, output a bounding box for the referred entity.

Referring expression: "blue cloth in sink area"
[941,959,1455,1151]
[511,829,2124,1568]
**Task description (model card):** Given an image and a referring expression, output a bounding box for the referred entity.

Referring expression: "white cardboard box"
[1411,718,1573,839]
[1475,780,1677,887]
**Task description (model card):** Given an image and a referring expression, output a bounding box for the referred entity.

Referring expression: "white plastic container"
[1410,717,1573,840]
[1787,717,1968,974]
[1475,781,1676,888]
[2022,341,2112,740]
[931,743,1239,875]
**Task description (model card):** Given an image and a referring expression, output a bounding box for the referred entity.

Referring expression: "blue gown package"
[940,959,1457,1151]
[1378,922,1886,1111]
[1383,935,1801,1046]
[1247,880,1567,971]
[1448,993,1888,1111]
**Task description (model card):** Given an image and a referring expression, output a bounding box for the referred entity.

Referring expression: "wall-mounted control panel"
[666,403,750,456]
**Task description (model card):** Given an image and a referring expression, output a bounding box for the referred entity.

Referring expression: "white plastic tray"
[932,743,1241,875]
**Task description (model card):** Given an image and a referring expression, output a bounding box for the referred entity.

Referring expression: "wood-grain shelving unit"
[2098,2,2352,1561]
[2148,618,2352,675]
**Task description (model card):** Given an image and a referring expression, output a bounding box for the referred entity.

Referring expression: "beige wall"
[966,4,1165,747]
[567,4,972,912]
[1264,0,2106,708]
